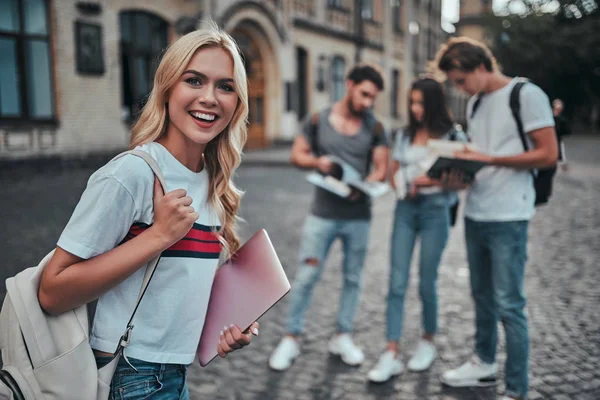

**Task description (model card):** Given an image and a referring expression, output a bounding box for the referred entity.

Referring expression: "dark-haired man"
[435,37,558,400]
[269,64,390,371]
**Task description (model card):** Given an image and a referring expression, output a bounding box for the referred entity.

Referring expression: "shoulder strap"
[470,92,484,119]
[509,79,537,180]
[510,79,529,152]
[373,120,384,138]
[310,111,320,157]
[448,127,458,141]
[107,149,167,356]
[366,116,384,175]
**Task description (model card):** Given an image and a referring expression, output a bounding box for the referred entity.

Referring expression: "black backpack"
[470,78,557,206]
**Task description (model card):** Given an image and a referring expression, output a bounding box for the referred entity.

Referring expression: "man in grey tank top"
[269,64,390,371]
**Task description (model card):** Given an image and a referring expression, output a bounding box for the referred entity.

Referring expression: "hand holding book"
[306,155,391,199]
[424,139,489,182]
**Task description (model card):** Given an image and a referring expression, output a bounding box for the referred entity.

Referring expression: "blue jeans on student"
[95,355,189,400]
[386,194,450,341]
[286,214,371,335]
[465,218,529,399]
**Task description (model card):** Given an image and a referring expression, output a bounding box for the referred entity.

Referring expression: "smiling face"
[164,46,239,147]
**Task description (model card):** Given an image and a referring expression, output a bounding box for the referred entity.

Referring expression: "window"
[0,0,55,122]
[392,0,402,33]
[428,28,435,60]
[328,0,344,7]
[296,47,308,119]
[331,56,345,102]
[361,0,374,19]
[119,11,168,120]
[391,69,399,118]
[427,0,436,59]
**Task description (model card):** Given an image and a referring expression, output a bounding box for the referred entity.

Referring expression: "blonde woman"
[37,25,258,399]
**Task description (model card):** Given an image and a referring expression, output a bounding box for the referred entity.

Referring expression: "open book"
[306,155,390,198]
[421,139,488,180]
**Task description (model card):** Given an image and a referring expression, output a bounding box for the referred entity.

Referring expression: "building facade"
[0,0,447,160]
[455,0,490,43]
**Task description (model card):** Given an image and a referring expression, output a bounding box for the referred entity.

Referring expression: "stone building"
[0,0,448,160]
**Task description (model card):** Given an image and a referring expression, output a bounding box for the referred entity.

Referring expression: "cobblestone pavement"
[1,135,599,399]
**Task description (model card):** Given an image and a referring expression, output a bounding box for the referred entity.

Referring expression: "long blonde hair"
[130,24,248,256]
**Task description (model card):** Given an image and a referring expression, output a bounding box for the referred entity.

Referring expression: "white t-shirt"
[464,78,555,222]
[57,142,222,364]
[392,128,469,195]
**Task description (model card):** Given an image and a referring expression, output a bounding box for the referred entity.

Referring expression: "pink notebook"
[196,229,291,366]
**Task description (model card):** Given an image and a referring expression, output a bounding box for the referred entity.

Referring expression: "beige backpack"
[0,150,166,400]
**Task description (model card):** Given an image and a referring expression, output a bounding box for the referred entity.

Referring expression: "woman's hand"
[413,175,434,187]
[150,178,198,248]
[408,183,418,198]
[441,170,472,191]
[217,322,260,358]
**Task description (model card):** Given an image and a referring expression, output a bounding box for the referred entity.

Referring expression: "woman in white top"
[38,25,258,399]
[368,77,468,383]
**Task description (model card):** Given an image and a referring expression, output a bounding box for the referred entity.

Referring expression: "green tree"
[484,0,600,126]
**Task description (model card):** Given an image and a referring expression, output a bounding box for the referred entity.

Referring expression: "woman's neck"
[157,131,205,173]
[413,127,431,144]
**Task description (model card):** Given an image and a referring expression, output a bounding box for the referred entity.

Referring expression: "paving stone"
[1,136,599,399]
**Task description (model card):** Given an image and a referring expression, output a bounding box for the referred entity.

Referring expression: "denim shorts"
[95,355,189,400]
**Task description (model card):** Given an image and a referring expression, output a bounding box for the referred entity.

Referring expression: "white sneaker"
[269,336,300,371]
[440,355,497,387]
[367,350,404,383]
[327,333,364,366]
[407,340,437,371]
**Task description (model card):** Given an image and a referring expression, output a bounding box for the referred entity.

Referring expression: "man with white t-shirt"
[434,37,558,400]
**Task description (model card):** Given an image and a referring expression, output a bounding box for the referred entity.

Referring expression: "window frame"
[327,0,345,9]
[391,69,400,118]
[119,10,169,122]
[360,0,375,20]
[392,0,403,33]
[330,55,346,102]
[0,0,57,125]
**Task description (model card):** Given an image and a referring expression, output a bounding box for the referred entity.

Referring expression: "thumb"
[153,177,164,200]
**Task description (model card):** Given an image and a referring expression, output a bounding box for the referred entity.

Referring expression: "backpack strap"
[105,150,168,362]
[509,79,538,182]
[470,92,485,120]
[309,111,321,157]
[366,115,385,175]
[510,78,530,152]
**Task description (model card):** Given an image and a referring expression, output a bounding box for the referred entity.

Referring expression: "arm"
[39,231,169,315]
[290,134,332,173]
[412,175,442,188]
[492,126,558,168]
[39,178,197,315]
[366,145,390,182]
[455,126,558,169]
[389,160,400,188]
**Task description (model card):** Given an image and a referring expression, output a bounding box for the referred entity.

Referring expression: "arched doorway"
[231,28,266,149]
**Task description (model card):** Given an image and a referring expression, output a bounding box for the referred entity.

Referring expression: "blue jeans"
[465,218,529,399]
[95,355,189,400]
[386,196,450,341]
[286,214,371,335]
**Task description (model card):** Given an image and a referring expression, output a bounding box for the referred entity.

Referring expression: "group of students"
[32,25,557,400]
[269,37,559,400]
